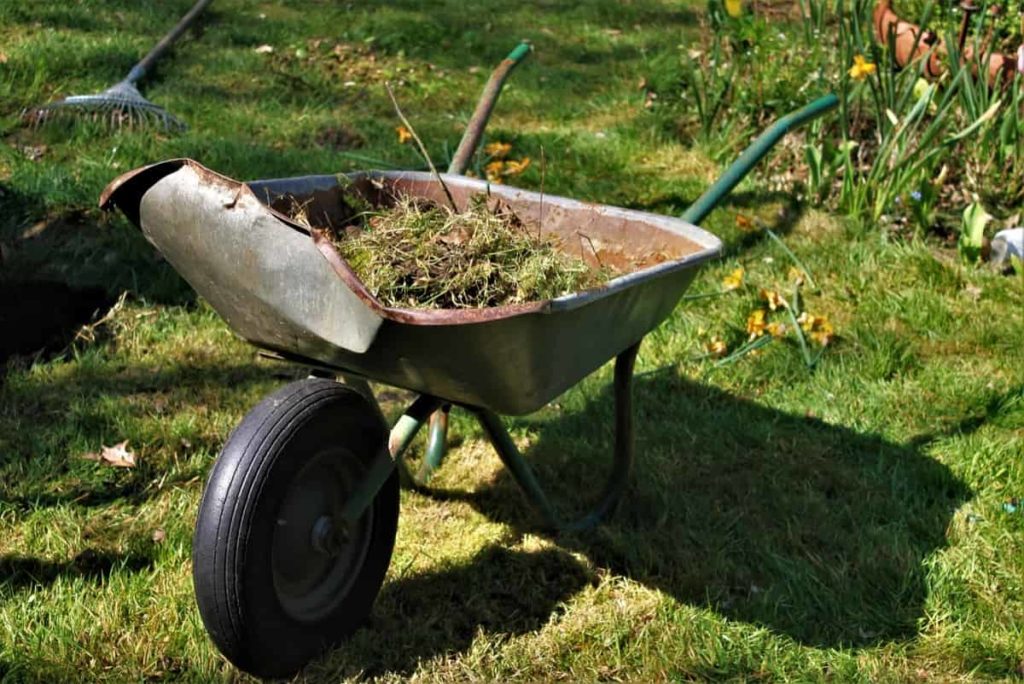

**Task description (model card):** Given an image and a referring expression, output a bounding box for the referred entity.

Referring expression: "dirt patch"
[314,125,365,151]
[0,280,111,365]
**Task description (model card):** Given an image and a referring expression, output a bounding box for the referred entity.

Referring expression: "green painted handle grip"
[506,41,532,64]
[680,93,840,226]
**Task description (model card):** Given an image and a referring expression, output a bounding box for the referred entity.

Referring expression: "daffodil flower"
[747,309,768,339]
[759,288,787,311]
[484,142,512,159]
[503,157,531,176]
[706,337,728,357]
[725,0,743,18]
[721,267,744,291]
[848,54,877,81]
[797,312,835,346]
[735,214,755,231]
[485,160,506,183]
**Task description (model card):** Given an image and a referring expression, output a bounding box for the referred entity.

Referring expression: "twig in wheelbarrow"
[384,82,458,211]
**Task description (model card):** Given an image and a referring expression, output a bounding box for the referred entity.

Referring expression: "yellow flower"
[725,0,743,17]
[503,157,531,176]
[797,312,835,346]
[721,267,744,291]
[484,142,512,158]
[735,213,755,232]
[759,288,787,311]
[706,337,728,358]
[396,126,412,144]
[787,266,805,286]
[766,321,788,337]
[747,309,768,339]
[848,55,877,81]
[485,160,505,183]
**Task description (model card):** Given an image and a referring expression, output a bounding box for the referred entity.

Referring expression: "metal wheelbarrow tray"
[100,49,837,675]
[101,158,721,416]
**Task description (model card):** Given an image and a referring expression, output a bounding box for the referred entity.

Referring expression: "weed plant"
[673,0,1024,251]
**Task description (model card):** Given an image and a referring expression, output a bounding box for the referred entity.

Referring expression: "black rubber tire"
[192,378,398,679]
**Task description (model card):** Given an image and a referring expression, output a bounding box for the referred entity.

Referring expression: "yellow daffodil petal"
[746,309,768,338]
[848,54,877,81]
[735,213,755,231]
[503,157,531,176]
[706,337,728,357]
[396,126,412,144]
[485,160,505,183]
[722,267,745,291]
[484,142,512,158]
[725,0,743,18]
[759,288,787,311]
[796,312,834,344]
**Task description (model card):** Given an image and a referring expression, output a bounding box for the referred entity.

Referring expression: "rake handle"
[126,0,213,84]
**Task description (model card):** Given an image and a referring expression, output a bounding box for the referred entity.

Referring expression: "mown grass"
[1,0,1023,682]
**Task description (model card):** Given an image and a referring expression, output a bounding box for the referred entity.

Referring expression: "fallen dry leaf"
[152,528,166,544]
[0,52,8,64]
[254,44,274,54]
[82,440,136,468]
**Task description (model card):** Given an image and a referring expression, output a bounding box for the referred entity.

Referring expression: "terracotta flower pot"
[872,0,1018,86]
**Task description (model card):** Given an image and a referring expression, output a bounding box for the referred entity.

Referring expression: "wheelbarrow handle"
[447,41,533,175]
[680,93,840,226]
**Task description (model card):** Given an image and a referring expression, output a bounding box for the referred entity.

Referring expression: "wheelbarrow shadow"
[302,545,593,680]
[427,370,970,650]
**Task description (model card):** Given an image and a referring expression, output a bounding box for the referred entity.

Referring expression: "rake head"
[23,81,185,131]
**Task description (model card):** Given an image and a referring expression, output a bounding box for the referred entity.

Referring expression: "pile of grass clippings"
[326,195,609,309]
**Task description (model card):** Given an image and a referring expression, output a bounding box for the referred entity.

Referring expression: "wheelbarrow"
[100,42,837,679]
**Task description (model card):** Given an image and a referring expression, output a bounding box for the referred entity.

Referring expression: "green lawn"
[1,0,1023,681]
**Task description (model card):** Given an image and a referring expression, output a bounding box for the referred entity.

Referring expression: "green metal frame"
[680,93,839,226]
[341,342,639,533]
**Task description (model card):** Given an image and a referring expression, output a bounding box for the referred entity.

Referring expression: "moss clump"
[327,195,609,309]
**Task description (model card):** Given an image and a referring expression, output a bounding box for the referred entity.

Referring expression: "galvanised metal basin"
[101,158,721,414]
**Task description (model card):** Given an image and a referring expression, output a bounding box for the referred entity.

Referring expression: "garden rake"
[24,0,212,131]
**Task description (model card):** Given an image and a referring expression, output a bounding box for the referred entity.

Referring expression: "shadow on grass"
[0,360,288,511]
[382,371,968,661]
[0,279,112,366]
[306,545,591,679]
[0,548,156,594]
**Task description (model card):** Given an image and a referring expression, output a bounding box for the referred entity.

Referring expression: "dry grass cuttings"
[327,195,612,309]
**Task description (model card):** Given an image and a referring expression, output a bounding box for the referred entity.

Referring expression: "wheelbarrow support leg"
[338,394,444,525]
[472,341,640,532]
[417,404,451,486]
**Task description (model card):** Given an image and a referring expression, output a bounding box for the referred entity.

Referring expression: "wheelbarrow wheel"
[192,378,398,679]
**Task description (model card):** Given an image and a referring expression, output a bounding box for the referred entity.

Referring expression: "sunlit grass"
[1,1,1023,682]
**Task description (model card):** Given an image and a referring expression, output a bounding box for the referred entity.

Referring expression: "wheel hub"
[270,448,373,623]
[310,515,349,556]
